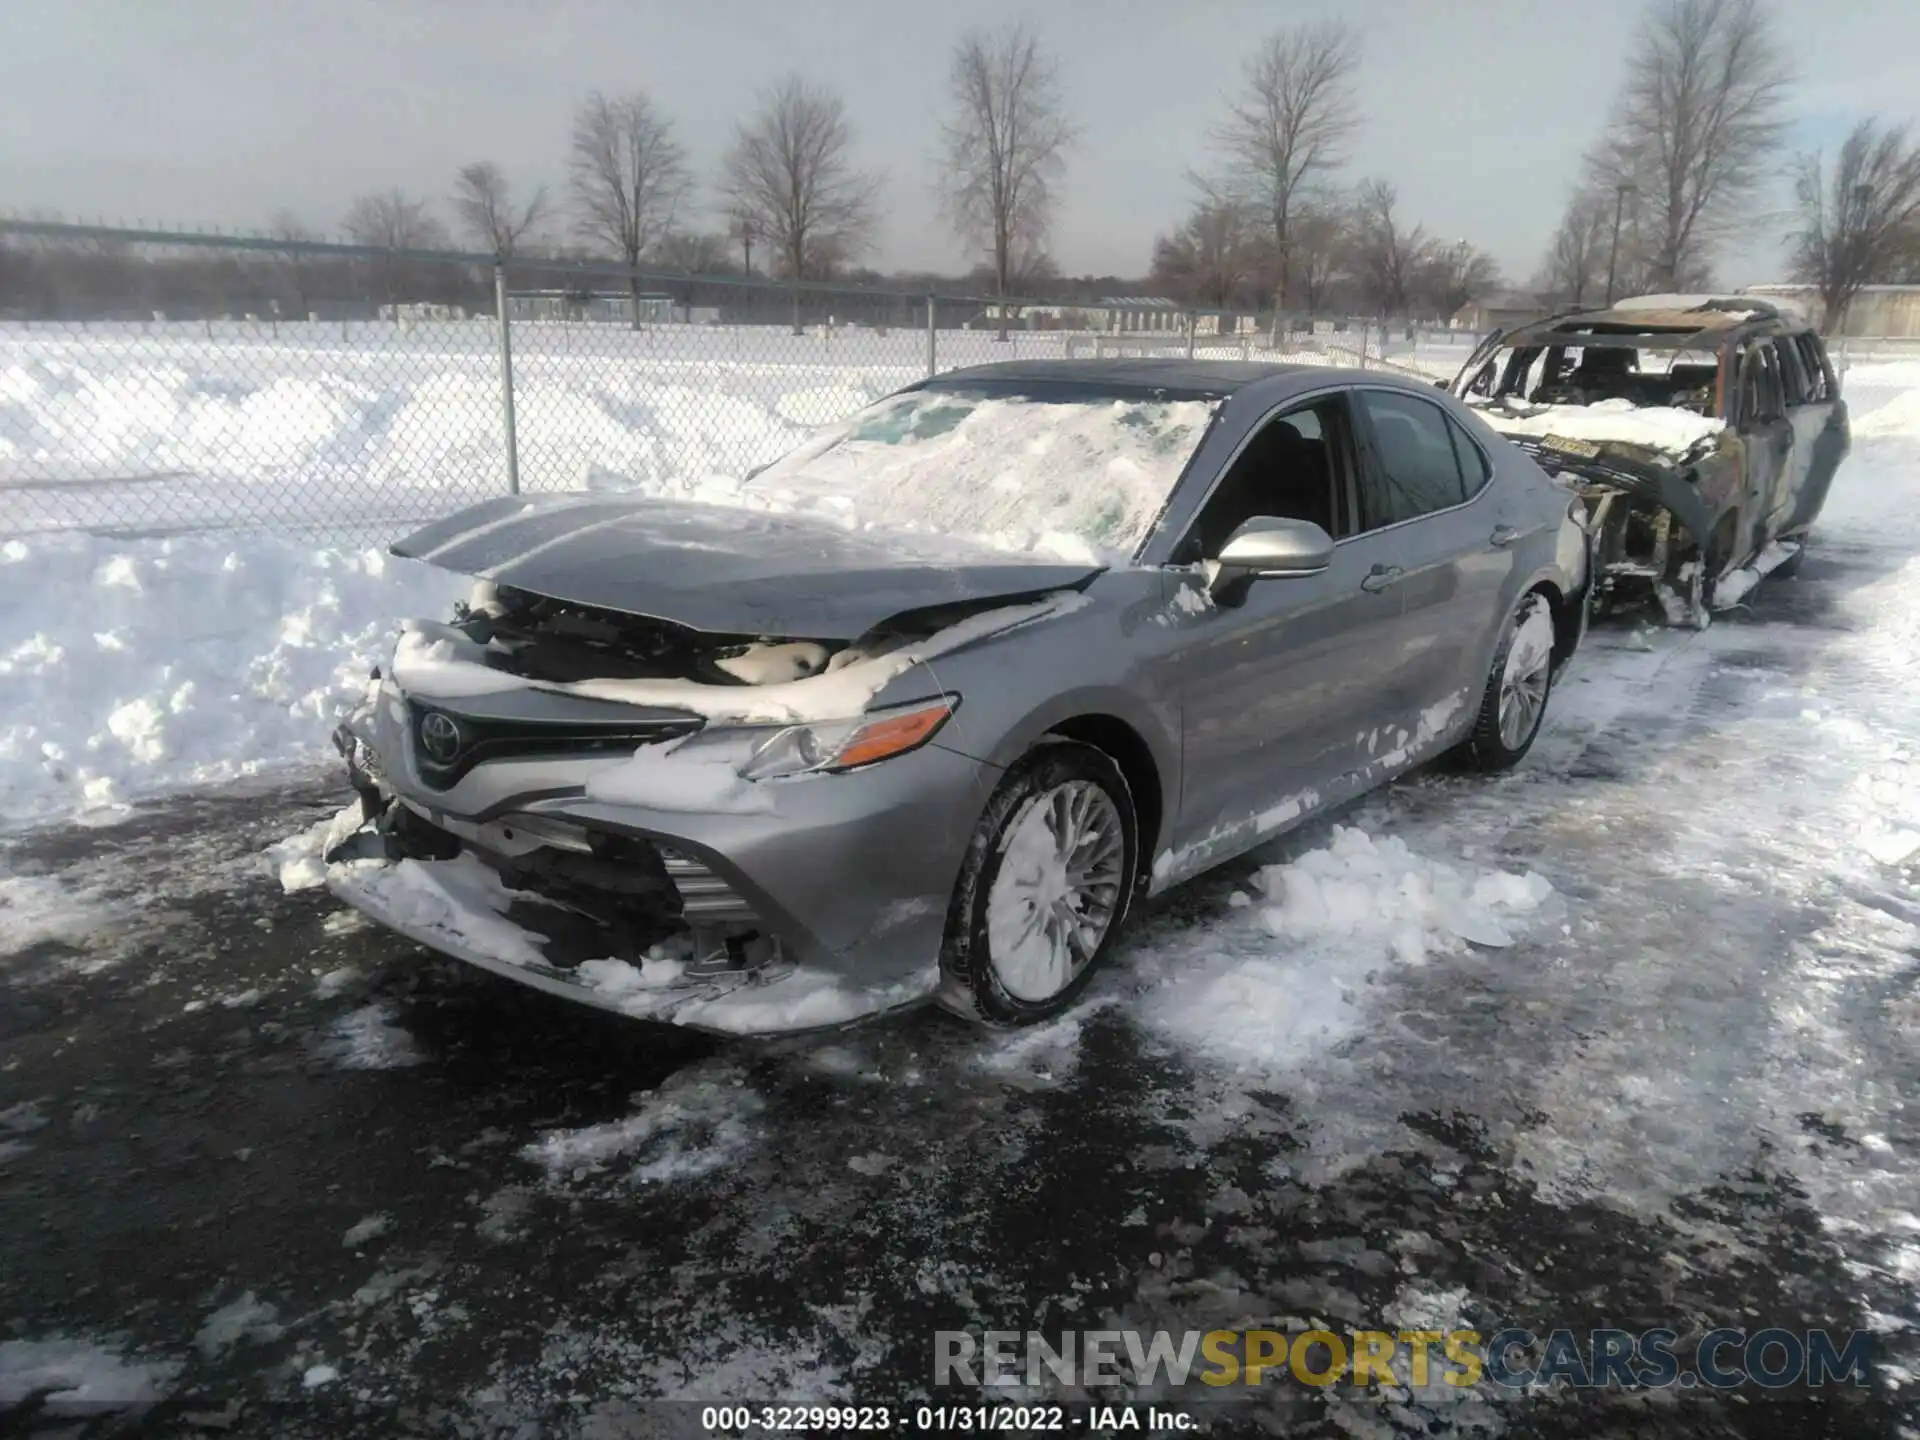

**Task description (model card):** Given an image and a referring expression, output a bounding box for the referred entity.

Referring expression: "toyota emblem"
[418,711,462,764]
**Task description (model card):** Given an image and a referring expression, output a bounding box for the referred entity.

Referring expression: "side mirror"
[1211,517,1333,599]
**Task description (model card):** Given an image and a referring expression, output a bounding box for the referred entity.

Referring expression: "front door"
[1160,392,1404,874]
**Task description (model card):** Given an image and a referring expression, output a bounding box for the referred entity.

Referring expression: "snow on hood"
[1471,396,1725,458]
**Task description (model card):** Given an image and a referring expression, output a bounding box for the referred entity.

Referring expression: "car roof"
[1499,294,1806,352]
[924,357,1318,398]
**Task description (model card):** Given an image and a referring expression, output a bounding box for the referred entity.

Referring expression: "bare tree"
[1351,179,1429,320]
[1584,0,1791,290]
[1211,19,1362,316]
[570,91,692,326]
[1415,240,1501,322]
[1290,198,1350,317]
[651,230,734,274]
[267,209,320,319]
[1538,190,1615,306]
[941,22,1075,338]
[342,190,451,305]
[1790,118,1920,333]
[1150,190,1264,311]
[721,75,881,331]
[453,161,551,259]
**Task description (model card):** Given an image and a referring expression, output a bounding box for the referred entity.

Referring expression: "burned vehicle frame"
[1451,296,1850,623]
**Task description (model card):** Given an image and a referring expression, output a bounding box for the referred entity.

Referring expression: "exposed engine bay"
[452,580,911,688]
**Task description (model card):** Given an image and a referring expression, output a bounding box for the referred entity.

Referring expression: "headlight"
[736,696,959,780]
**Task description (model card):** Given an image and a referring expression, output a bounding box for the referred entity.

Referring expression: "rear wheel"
[1456,593,1556,773]
[938,742,1138,1026]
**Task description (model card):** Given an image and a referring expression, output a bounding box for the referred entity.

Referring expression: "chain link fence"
[0,220,1476,542]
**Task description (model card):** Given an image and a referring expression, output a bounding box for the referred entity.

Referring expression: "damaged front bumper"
[323,680,991,1036]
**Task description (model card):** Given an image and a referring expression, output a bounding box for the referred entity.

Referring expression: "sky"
[3,0,1917,291]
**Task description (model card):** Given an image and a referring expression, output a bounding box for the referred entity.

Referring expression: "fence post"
[1186,312,1197,360]
[926,294,937,378]
[494,264,521,496]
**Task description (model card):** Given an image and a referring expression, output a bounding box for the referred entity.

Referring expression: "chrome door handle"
[1360,565,1403,593]
[1489,525,1522,547]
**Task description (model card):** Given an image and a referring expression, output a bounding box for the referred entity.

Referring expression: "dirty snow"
[265,801,364,890]
[1473,396,1724,456]
[520,1063,764,1185]
[1130,825,1559,1065]
[0,1335,183,1410]
[320,1002,426,1071]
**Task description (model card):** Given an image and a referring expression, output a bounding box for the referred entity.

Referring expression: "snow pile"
[265,801,364,890]
[1135,826,1558,1065]
[0,532,460,822]
[521,1063,763,1185]
[1474,396,1723,456]
[0,1335,182,1412]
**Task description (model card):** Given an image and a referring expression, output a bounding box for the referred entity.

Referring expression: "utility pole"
[1604,182,1636,307]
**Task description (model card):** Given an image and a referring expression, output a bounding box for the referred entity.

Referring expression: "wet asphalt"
[2,545,1918,1440]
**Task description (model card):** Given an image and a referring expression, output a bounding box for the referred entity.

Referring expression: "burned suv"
[1450,295,1849,624]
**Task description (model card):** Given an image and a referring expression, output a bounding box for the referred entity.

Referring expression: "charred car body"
[326,361,1590,1036]
[1450,295,1849,624]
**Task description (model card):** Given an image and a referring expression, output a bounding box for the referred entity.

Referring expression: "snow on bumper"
[326,851,939,1037]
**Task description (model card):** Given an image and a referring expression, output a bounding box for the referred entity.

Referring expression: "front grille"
[658,846,758,923]
[408,702,702,789]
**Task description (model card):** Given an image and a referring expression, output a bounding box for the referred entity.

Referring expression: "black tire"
[937,741,1139,1027]
[1456,593,1557,773]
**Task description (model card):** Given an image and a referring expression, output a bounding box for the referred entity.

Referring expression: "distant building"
[974,296,1232,334]
[1451,290,1551,333]
[378,302,467,322]
[505,289,717,325]
[1739,283,1920,337]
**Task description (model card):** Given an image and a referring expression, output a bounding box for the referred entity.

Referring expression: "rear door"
[1348,387,1513,749]
[1737,341,1794,554]
[1782,333,1851,536]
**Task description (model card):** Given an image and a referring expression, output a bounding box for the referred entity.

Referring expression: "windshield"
[747,387,1219,559]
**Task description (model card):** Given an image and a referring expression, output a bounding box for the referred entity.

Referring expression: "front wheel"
[1456,593,1557,773]
[938,742,1138,1026]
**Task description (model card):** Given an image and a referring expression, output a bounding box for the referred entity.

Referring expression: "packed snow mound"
[1474,397,1723,457]
[1850,386,1920,439]
[1134,825,1559,1066]
[0,532,461,823]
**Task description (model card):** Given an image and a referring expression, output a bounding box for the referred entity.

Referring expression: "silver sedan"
[326,360,1591,1035]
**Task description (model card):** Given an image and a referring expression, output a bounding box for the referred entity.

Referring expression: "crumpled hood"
[391,494,1105,640]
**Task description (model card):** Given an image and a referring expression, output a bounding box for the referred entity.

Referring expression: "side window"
[1740,344,1784,424]
[1354,390,1467,530]
[1794,334,1833,403]
[1180,396,1352,560]
[1445,413,1492,498]
[1773,337,1810,407]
